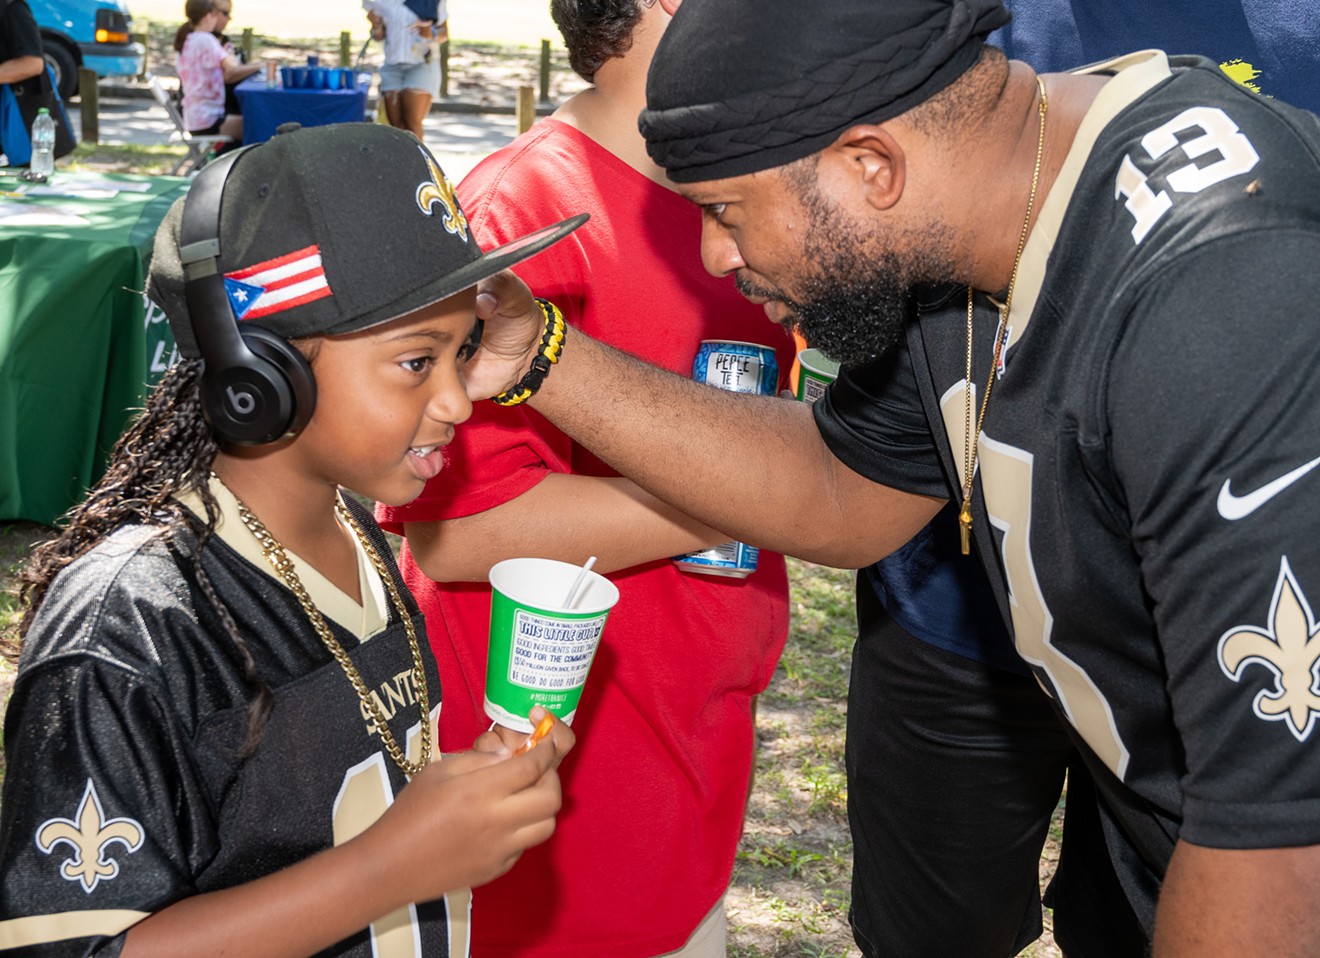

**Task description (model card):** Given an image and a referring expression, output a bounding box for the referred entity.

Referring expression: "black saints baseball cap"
[148,122,586,357]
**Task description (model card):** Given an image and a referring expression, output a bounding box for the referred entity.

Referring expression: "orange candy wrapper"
[513,714,556,756]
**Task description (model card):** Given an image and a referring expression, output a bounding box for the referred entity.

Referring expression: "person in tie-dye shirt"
[173,0,258,144]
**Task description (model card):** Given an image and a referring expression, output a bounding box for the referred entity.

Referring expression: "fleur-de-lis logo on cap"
[1218,557,1320,741]
[415,147,470,242]
[36,779,145,893]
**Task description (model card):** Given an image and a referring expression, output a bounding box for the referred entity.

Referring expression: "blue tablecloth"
[234,76,369,144]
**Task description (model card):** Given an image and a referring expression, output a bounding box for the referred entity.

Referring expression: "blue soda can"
[673,340,778,578]
[691,339,779,396]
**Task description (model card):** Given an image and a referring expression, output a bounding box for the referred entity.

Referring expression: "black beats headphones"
[175,149,317,445]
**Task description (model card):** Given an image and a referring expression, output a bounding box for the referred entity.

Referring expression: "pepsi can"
[673,341,778,578]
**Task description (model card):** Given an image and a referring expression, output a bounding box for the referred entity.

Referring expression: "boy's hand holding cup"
[474,707,576,770]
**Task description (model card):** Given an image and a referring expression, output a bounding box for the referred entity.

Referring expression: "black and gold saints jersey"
[817,51,1320,931]
[0,501,463,956]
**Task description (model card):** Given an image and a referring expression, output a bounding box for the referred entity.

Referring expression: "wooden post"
[439,40,449,98]
[340,31,352,67]
[77,68,98,144]
[240,28,254,63]
[516,85,535,135]
[132,32,148,79]
[539,39,551,103]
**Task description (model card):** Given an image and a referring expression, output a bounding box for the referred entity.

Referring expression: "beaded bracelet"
[493,298,567,407]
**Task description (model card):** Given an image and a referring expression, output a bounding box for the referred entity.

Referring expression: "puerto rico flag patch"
[223,245,332,320]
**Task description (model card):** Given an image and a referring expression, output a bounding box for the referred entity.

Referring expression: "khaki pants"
[655,897,726,958]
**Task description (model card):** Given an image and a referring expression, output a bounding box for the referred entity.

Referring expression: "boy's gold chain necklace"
[223,480,433,776]
[959,75,1048,556]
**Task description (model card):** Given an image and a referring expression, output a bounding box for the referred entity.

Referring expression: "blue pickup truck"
[29,0,145,99]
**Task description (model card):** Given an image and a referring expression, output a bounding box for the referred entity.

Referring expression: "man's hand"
[464,270,546,401]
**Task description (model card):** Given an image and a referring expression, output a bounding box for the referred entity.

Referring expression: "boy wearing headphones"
[0,123,580,957]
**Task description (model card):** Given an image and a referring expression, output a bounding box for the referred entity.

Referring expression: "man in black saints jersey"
[465,0,1320,953]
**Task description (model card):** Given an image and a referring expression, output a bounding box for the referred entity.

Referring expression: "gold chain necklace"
[959,75,1048,556]
[225,480,433,776]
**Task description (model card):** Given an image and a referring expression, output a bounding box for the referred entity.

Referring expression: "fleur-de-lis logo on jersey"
[35,779,145,893]
[1218,557,1320,741]
[415,148,470,242]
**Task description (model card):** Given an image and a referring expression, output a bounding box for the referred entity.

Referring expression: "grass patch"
[730,560,859,955]
[0,521,49,794]
[67,141,187,176]
[0,522,48,635]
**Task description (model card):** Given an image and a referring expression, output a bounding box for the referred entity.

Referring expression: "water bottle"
[30,108,56,179]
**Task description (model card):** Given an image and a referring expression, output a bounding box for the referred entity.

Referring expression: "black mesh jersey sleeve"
[812,333,948,499]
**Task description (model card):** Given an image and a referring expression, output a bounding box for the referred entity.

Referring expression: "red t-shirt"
[378,119,795,956]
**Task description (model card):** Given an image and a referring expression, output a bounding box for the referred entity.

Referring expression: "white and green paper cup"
[484,557,619,732]
[795,348,841,404]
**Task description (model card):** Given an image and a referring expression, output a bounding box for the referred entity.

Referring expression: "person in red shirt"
[377,1,794,954]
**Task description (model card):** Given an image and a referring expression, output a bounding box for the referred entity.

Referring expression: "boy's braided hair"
[4,359,273,753]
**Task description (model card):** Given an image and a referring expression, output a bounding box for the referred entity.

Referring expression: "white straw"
[562,556,598,609]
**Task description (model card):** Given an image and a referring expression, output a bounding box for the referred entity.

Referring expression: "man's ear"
[828,124,906,211]
[658,0,682,16]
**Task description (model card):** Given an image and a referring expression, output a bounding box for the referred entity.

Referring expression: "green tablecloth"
[0,171,190,526]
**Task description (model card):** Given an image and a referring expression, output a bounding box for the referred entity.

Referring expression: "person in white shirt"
[365,0,447,140]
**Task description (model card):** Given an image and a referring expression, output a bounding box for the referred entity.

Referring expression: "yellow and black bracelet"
[493,298,567,407]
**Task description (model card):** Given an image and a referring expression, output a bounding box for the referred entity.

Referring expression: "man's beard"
[738,190,956,368]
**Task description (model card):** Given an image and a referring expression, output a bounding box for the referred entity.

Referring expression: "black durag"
[641,0,1011,183]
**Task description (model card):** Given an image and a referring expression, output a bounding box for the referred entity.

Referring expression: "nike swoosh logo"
[1217,453,1320,520]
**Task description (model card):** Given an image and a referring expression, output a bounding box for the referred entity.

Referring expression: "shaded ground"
[127,0,563,48]
[63,31,586,178]
[135,27,588,110]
